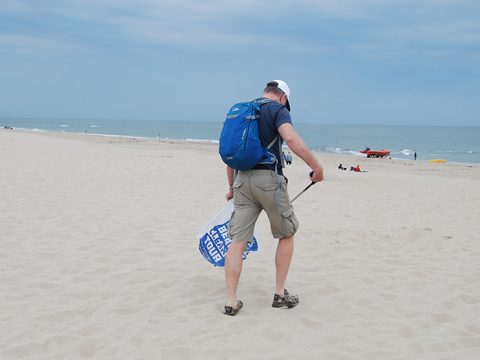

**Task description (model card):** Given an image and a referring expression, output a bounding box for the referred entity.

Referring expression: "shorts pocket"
[255,183,278,191]
[228,210,235,235]
[233,181,243,189]
[233,181,247,205]
[281,207,299,236]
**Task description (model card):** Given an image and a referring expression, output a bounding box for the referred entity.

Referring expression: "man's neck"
[263,93,281,103]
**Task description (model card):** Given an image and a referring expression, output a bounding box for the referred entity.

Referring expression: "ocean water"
[2,117,479,164]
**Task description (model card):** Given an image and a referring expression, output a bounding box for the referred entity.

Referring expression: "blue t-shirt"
[253,98,292,175]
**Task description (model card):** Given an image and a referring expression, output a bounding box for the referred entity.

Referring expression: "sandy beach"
[1,128,479,360]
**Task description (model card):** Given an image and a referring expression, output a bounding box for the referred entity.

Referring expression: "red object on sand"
[360,148,390,158]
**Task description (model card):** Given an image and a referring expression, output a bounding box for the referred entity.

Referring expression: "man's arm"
[278,123,324,183]
[225,166,235,200]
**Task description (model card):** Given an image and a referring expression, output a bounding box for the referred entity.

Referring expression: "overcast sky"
[1,0,479,126]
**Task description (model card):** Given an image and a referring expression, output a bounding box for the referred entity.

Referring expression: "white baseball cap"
[267,80,291,111]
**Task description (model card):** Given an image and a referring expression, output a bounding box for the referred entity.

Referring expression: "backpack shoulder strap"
[256,98,281,151]
[254,97,274,105]
[266,135,279,149]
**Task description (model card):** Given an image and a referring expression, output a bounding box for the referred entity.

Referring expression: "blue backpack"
[219,98,279,170]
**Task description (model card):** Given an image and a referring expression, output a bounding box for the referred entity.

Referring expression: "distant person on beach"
[414,152,417,160]
[286,151,293,165]
[338,164,346,170]
[350,164,368,173]
[223,80,324,316]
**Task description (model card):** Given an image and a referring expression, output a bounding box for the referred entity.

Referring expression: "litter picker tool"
[291,172,316,203]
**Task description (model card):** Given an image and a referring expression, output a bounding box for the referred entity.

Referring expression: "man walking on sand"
[223,80,324,316]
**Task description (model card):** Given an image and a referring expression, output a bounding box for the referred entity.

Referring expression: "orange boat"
[360,147,390,158]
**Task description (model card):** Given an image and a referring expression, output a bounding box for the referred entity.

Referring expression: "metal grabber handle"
[291,172,316,203]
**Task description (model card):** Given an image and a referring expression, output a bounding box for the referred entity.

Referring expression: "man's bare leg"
[225,241,247,307]
[275,235,294,295]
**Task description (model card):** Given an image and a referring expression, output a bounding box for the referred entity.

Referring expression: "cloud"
[0,33,58,48]
[393,22,480,46]
[0,0,30,14]
[1,0,479,54]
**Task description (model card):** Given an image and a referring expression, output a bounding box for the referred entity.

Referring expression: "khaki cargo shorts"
[229,169,299,243]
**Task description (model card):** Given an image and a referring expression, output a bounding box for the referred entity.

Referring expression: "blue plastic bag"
[197,202,258,267]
